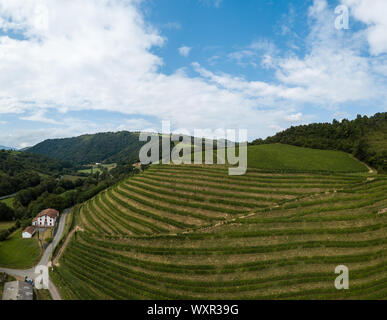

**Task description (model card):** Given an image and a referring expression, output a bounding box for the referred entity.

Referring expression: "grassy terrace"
[52,159,387,300]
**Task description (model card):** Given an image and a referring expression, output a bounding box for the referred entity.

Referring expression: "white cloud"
[20,109,61,124]
[199,0,223,8]
[178,45,192,57]
[228,40,278,68]
[0,116,148,149]
[19,142,30,149]
[0,0,294,141]
[0,0,386,147]
[163,22,181,30]
[116,118,155,131]
[194,1,387,114]
[1,117,97,148]
[342,0,387,55]
[269,0,387,105]
[284,113,303,122]
[274,48,379,104]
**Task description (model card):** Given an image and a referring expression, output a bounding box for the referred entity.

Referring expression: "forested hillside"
[27,132,144,165]
[0,150,72,197]
[252,113,387,172]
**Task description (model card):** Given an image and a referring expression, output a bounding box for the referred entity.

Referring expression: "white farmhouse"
[32,208,59,228]
[22,226,36,239]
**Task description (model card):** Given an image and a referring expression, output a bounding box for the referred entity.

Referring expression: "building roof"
[23,226,36,235]
[36,208,59,219]
[2,281,33,300]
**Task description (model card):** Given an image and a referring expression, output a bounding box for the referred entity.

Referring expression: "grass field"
[51,148,387,300]
[78,168,103,174]
[78,163,116,175]
[0,230,42,269]
[0,197,15,208]
[246,144,368,173]
[43,228,53,242]
[187,144,368,173]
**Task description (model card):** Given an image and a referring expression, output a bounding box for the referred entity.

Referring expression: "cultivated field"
[52,159,387,300]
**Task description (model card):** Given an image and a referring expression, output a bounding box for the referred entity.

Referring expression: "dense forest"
[251,113,387,172]
[27,131,145,165]
[0,150,73,197]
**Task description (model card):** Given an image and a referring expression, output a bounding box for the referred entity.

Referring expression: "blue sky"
[147,0,312,78]
[0,0,386,148]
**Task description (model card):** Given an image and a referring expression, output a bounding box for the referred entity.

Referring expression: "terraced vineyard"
[52,164,387,300]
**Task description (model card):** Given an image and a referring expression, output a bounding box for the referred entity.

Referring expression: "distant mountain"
[27,131,146,165]
[0,145,16,151]
[252,112,387,172]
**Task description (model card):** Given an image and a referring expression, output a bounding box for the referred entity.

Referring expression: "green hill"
[185,143,367,173]
[51,153,386,299]
[27,131,145,166]
[247,144,368,173]
[252,113,387,172]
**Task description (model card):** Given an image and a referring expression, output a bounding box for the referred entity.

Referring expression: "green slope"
[247,144,368,173]
[27,131,144,165]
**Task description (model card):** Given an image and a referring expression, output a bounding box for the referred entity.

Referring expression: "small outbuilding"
[2,281,33,300]
[22,226,36,239]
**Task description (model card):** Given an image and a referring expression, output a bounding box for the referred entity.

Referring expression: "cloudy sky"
[0,0,386,148]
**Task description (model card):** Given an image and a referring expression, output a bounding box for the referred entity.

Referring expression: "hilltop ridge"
[27,131,144,166]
